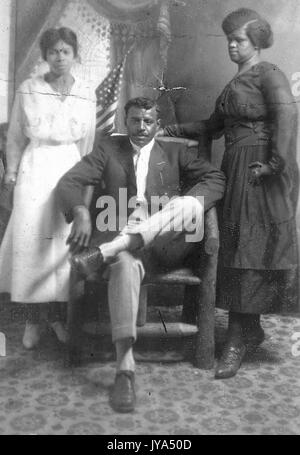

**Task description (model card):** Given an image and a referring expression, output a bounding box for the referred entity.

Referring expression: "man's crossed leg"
[71,196,204,412]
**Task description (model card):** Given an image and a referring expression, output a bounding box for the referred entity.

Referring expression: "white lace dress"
[0,75,95,303]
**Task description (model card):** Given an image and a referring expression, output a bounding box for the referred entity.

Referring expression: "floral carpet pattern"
[0,300,300,435]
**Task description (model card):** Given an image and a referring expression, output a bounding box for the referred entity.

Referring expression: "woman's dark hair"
[222,8,273,49]
[39,27,78,60]
[245,19,273,50]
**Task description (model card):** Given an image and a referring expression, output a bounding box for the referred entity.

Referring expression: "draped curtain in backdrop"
[87,0,174,129]
[16,0,176,130]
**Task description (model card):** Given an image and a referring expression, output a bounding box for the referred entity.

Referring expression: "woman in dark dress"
[163,8,299,378]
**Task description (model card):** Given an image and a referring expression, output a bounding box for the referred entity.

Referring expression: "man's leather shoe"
[215,342,246,379]
[70,247,104,278]
[110,370,136,413]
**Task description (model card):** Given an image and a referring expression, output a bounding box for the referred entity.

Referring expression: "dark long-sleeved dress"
[165,61,299,313]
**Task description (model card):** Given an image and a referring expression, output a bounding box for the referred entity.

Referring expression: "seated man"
[56,97,225,413]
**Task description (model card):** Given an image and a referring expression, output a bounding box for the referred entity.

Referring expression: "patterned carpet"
[0,297,300,435]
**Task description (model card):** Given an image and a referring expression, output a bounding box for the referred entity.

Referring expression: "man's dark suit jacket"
[56,134,226,226]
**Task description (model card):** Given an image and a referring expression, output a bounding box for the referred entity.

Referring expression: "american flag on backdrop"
[95,48,132,135]
[157,0,171,43]
[157,0,171,68]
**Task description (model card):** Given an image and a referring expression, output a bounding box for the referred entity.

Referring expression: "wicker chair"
[66,136,219,369]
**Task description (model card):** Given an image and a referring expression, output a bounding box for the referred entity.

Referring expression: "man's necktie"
[134,150,141,174]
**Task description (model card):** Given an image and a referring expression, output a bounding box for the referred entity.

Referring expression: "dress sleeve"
[163,105,224,140]
[260,64,298,174]
[164,121,206,139]
[76,87,96,158]
[6,84,28,175]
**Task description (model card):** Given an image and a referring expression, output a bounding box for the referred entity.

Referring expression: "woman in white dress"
[0,27,96,348]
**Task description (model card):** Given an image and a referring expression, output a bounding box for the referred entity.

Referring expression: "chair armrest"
[204,207,219,255]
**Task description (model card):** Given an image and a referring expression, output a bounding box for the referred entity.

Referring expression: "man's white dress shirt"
[130,138,155,204]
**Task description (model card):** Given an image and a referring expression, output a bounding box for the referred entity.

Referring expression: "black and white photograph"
[0,0,299,438]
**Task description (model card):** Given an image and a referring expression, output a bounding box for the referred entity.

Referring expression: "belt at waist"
[224,120,270,147]
[30,138,75,147]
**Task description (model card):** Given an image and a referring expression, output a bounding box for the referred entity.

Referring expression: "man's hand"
[248,161,272,185]
[67,206,92,253]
